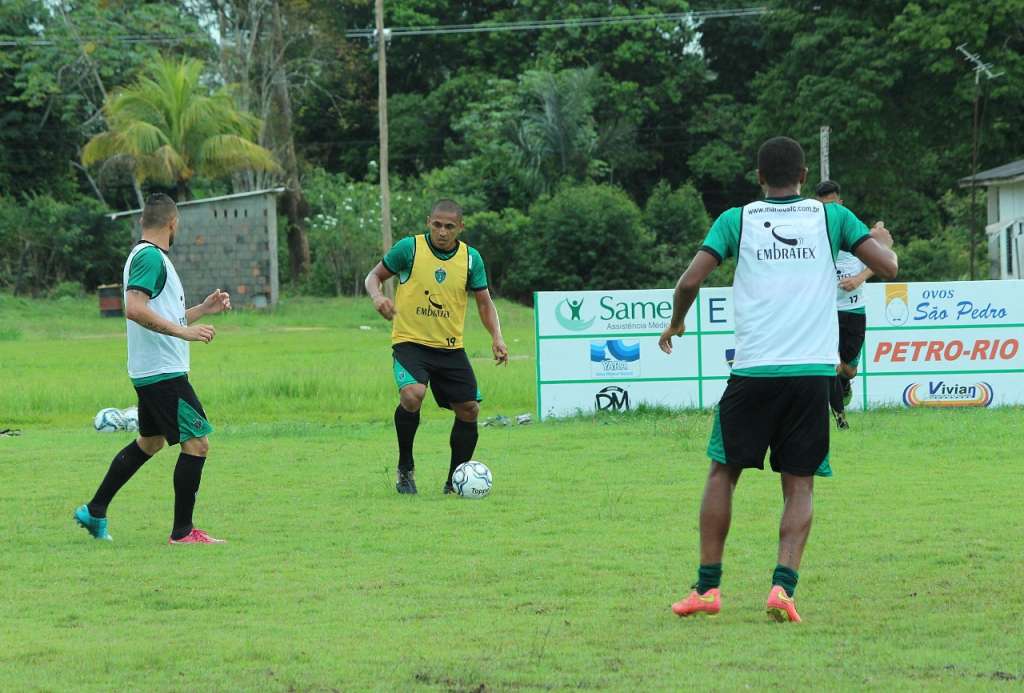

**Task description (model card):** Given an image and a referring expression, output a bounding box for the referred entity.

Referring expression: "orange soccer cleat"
[765,585,802,623]
[671,588,721,617]
[169,528,226,544]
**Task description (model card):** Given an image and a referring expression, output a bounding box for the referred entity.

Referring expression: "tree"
[6,0,212,207]
[194,0,330,276]
[742,0,1024,238]
[515,67,638,196]
[82,56,279,201]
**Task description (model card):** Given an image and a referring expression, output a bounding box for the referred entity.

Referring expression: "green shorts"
[135,375,213,445]
[392,342,483,410]
[708,375,832,477]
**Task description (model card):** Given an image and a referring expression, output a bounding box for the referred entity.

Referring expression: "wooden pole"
[819,126,830,182]
[969,74,980,280]
[376,0,394,298]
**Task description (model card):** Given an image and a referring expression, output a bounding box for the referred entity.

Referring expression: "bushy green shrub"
[463,208,530,295]
[502,183,655,301]
[301,167,494,296]
[894,230,971,283]
[0,193,123,295]
[644,180,712,286]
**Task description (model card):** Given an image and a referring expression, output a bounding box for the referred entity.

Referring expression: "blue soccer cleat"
[74,504,112,541]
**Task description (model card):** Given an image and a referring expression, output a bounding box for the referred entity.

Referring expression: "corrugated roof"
[107,187,286,220]
[959,159,1024,187]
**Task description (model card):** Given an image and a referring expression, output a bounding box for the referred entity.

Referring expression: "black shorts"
[706,375,831,477]
[838,311,866,367]
[135,375,213,445]
[392,342,481,410]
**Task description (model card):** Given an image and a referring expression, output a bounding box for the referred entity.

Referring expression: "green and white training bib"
[122,242,189,381]
[836,250,867,313]
[700,197,871,376]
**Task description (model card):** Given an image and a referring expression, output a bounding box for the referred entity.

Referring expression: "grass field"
[2,294,1022,691]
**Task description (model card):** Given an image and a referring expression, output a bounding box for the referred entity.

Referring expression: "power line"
[0,8,769,48]
[0,34,210,48]
[349,8,768,39]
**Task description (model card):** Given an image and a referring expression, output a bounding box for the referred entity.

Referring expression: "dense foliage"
[1,0,1021,296]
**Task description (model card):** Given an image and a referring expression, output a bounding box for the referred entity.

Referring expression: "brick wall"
[127,192,280,308]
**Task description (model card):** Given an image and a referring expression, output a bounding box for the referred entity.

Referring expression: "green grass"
[1,295,1022,691]
[0,294,534,427]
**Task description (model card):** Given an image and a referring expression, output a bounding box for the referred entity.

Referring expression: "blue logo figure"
[434,267,447,284]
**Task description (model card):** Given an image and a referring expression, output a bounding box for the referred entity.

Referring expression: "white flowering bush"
[302,168,439,295]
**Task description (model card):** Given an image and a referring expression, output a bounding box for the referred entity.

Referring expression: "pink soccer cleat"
[671,588,721,617]
[766,585,802,623]
[168,528,226,544]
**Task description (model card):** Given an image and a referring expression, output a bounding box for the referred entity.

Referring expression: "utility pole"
[376,0,394,298]
[957,44,1003,280]
[819,126,831,182]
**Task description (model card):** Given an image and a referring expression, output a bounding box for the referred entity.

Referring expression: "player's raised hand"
[870,221,893,248]
[202,289,232,315]
[182,324,216,343]
[492,339,509,366]
[373,296,396,320]
[659,324,685,354]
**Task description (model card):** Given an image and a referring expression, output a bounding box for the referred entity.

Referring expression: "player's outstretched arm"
[853,223,898,280]
[186,289,231,324]
[659,250,719,354]
[474,289,508,365]
[364,262,397,320]
[125,289,214,343]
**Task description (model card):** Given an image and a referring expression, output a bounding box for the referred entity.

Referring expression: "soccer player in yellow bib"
[365,199,509,495]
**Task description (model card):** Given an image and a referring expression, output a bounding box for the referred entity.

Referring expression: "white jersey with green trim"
[122,243,189,379]
[732,199,839,370]
[835,250,866,311]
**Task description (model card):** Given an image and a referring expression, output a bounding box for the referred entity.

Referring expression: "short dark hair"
[757,137,806,187]
[815,180,841,198]
[140,193,178,230]
[431,198,463,220]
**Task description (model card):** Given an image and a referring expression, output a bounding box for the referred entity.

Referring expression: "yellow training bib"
[392,235,470,349]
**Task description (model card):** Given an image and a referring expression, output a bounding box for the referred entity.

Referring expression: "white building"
[960,159,1024,279]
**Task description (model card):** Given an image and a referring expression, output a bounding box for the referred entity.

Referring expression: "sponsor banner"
[537,335,698,382]
[536,282,1024,420]
[864,373,1024,408]
[698,287,735,332]
[865,328,1024,373]
[699,332,739,379]
[535,289,696,337]
[865,280,1024,329]
[539,380,702,419]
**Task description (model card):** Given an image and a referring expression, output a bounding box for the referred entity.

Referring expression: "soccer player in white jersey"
[815,180,881,430]
[659,137,898,622]
[74,194,231,544]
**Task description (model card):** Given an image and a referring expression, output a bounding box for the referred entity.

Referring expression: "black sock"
[448,419,479,483]
[394,405,420,472]
[829,375,845,414]
[88,441,153,518]
[171,453,206,540]
[773,564,799,597]
[695,563,723,594]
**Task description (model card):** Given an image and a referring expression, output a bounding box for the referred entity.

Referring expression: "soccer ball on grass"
[93,407,124,432]
[451,461,492,499]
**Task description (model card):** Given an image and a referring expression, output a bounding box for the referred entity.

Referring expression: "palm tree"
[513,67,637,196]
[83,55,279,201]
